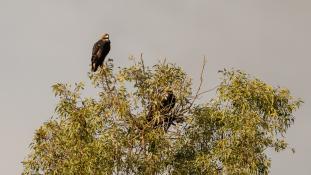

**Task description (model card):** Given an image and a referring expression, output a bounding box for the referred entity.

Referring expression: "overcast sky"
[0,0,310,174]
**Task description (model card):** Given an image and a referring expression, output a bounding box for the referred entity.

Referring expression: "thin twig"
[196,85,219,96]
[140,53,145,73]
[189,56,207,108]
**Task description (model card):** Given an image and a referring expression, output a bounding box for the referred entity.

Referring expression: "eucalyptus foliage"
[23,59,302,175]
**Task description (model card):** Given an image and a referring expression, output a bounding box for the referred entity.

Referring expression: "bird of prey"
[91,33,111,72]
[159,91,176,114]
[147,91,176,129]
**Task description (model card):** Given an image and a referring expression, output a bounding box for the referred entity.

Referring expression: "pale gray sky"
[0,0,310,174]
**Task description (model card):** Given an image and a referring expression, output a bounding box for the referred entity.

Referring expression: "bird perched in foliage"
[147,91,176,129]
[91,33,111,72]
[159,91,176,114]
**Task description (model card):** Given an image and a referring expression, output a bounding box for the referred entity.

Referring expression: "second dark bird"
[147,91,176,128]
[91,33,111,72]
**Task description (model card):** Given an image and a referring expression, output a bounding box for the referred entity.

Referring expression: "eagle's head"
[101,33,109,40]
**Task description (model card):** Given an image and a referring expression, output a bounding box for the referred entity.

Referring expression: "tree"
[22,58,302,175]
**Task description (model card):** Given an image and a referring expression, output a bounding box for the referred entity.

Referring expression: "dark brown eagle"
[159,91,176,114]
[147,91,177,130]
[91,33,111,72]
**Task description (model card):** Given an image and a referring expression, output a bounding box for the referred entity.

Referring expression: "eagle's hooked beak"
[101,34,109,40]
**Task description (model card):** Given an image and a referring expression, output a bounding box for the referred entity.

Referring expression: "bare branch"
[189,56,207,108]
[196,85,219,96]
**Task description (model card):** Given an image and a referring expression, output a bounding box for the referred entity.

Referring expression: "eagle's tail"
[92,63,98,72]
[91,56,98,72]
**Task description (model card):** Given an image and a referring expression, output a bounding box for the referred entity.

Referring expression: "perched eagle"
[159,91,176,114]
[91,33,111,72]
[147,91,176,129]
